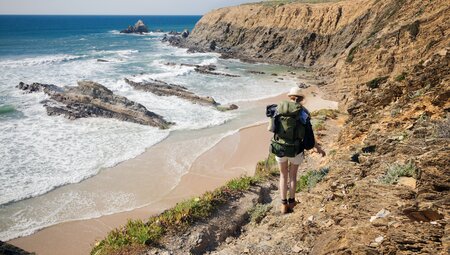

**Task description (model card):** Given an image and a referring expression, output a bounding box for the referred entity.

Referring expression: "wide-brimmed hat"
[287,87,305,97]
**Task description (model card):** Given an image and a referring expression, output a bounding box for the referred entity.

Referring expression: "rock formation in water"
[120,20,149,34]
[164,62,240,77]
[17,81,171,128]
[124,78,238,111]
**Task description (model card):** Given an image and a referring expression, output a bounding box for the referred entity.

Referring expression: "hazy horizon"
[0,0,259,15]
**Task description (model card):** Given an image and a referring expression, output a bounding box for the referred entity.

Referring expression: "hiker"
[268,87,326,214]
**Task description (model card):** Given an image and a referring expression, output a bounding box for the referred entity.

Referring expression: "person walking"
[269,87,326,214]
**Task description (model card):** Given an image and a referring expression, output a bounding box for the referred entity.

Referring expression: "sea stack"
[120,20,149,34]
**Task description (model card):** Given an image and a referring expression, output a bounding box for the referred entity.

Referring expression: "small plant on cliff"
[311,109,339,120]
[366,76,388,89]
[312,119,326,131]
[380,161,418,184]
[346,46,358,63]
[395,72,407,82]
[296,167,330,192]
[249,203,272,224]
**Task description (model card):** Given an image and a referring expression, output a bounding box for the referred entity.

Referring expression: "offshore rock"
[164,62,240,77]
[124,78,238,111]
[17,81,171,128]
[124,78,217,106]
[120,19,149,34]
[162,29,190,47]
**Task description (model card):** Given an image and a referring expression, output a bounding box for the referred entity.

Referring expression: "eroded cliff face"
[186,0,449,103]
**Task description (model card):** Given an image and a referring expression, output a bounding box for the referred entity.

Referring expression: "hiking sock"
[281,199,288,204]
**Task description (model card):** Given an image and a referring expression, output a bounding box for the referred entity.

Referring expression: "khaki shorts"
[275,152,304,165]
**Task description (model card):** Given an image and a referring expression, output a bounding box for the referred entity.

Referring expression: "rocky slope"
[153,0,449,254]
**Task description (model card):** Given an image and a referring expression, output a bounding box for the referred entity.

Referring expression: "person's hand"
[316,146,326,157]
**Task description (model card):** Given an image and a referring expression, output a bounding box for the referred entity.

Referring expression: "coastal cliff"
[185,0,449,103]
[91,1,449,254]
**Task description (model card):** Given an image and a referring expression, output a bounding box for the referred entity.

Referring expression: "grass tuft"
[395,72,407,82]
[380,161,418,184]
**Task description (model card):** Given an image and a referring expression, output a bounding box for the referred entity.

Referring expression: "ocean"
[0,15,296,240]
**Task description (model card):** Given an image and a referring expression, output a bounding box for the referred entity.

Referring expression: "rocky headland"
[17,80,172,128]
[92,0,449,254]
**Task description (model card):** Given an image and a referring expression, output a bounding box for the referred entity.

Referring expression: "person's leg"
[279,160,288,200]
[277,157,289,213]
[287,153,303,211]
[288,163,299,200]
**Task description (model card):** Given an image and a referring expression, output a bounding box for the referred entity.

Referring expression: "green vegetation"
[311,109,339,120]
[312,119,326,131]
[366,76,388,89]
[395,72,407,82]
[296,167,330,192]
[380,161,418,184]
[92,154,280,255]
[346,46,358,63]
[249,203,273,224]
[390,107,401,117]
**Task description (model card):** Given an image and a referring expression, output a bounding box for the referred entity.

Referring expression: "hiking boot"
[280,199,289,214]
[280,204,289,214]
[288,198,297,212]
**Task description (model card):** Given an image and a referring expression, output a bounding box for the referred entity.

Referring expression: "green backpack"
[270,100,306,157]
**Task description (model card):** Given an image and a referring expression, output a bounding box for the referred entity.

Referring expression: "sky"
[0,0,260,15]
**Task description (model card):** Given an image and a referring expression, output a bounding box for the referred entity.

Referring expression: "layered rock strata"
[17,81,171,128]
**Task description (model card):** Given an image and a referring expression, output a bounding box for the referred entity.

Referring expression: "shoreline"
[9,86,337,255]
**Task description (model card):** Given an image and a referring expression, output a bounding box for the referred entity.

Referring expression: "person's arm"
[314,141,326,157]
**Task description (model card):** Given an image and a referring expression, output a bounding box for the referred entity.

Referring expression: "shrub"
[380,161,418,184]
[311,109,339,120]
[296,167,330,192]
[366,76,388,89]
[312,119,326,131]
[249,203,272,224]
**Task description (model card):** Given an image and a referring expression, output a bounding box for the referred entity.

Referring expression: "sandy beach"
[9,86,337,254]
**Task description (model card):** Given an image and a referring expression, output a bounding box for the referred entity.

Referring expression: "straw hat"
[287,87,305,97]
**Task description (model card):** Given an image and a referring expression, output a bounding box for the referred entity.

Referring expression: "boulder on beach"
[120,20,149,34]
[17,81,172,128]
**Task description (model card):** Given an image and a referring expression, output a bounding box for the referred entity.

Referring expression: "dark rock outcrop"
[0,241,33,255]
[17,81,171,128]
[124,78,216,106]
[163,62,240,77]
[124,78,238,111]
[162,30,190,47]
[120,20,149,34]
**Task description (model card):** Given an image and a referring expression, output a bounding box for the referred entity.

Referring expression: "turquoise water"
[0,15,295,240]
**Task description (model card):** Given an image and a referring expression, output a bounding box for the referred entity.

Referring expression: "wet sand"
[9,86,337,254]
